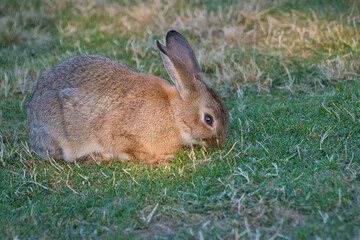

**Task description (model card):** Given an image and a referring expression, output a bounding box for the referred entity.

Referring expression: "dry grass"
[1,0,359,96]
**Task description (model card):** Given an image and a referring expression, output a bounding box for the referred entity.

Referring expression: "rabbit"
[26,30,229,164]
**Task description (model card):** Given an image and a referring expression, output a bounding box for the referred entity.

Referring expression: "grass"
[1,0,360,239]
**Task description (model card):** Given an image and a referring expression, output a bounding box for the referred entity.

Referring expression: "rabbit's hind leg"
[28,116,75,161]
[27,89,76,162]
[27,120,63,160]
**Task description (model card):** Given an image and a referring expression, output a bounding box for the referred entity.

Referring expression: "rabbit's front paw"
[150,154,175,165]
[84,152,115,164]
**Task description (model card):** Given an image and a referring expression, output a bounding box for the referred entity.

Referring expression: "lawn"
[1,0,360,239]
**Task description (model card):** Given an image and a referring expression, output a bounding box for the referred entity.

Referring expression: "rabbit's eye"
[204,114,213,126]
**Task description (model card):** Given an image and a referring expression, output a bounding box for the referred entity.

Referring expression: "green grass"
[1,0,360,239]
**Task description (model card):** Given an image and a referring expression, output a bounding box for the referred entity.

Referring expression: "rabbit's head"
[156,30,229,149]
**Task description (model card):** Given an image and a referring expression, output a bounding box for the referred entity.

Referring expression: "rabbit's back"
[28,55,138,103]
[28,54,176,133]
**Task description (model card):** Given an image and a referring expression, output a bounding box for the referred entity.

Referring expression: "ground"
[1,0,360,239]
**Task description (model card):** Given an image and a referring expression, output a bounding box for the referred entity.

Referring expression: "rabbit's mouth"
[202,137,225,149]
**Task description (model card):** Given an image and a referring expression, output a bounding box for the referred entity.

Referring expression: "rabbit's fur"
[27,30,229,163]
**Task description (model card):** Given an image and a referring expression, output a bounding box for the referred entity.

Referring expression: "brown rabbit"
[26,30,229,163]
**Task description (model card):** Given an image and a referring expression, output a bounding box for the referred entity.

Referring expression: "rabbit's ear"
[156,40,197,100]
[165,30,201,74]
